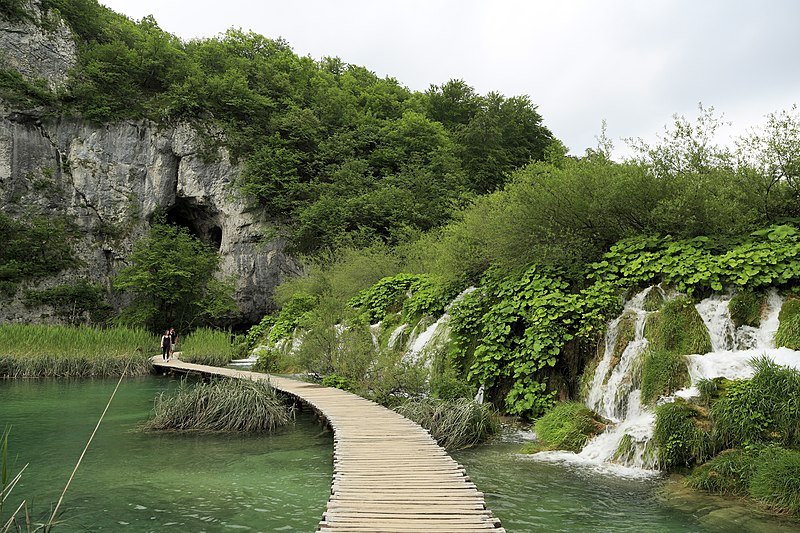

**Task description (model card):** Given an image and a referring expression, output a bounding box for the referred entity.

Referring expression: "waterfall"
[529,286,800,477]
[683,290,800,387]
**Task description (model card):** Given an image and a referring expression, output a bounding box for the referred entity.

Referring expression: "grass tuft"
[640,349,690,405]
[645,296,712,355]
[749,447,800,515]
[394,398,500,450]
[532,401,606,452]
[711,357,800,449]
[653,400,711,471]
[140,378,295,433]
[686,448,755,495]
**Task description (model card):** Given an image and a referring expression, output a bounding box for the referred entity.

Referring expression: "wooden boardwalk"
[152,357,505,532]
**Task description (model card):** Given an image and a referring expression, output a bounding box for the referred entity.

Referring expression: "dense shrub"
[532,401,606,452]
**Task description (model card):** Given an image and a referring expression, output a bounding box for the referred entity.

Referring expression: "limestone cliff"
[0,3,298,325]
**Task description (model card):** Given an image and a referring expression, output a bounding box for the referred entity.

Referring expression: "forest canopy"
[3,0,554,255]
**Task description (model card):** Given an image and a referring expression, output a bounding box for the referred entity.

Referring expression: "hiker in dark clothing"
[161,330,172,361]
[169,327,178,357]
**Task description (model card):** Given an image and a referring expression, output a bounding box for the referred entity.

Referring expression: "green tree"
[113,223,236,332]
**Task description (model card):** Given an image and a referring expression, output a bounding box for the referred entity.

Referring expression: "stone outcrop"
[0,1,300,325]
[0,112,300,324]
[0,0,76,90]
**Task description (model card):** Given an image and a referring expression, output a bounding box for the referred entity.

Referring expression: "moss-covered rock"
[653,400,711,471]
[531,401,606,452]
[642,286,666,312]
[607,311,637,377]
[640,349,691,405]
[646,297,712,355]
[775,297,800,350]
[728,290,765,328]
[686,448,755,495]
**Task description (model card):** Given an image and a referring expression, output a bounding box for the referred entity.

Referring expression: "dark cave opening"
[165,198,223,251]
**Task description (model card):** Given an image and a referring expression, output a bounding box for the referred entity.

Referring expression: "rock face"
[0,1,299,325]
[0,113,299,325]
[0,0,76,90]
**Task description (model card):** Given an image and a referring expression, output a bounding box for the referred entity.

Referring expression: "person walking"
[169,327,178,358]
[161,330,172,361]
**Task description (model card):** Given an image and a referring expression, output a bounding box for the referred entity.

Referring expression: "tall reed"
[140,378,294,432]
[178,328,234,367]
[0,325,154,377]
[394,398,500,450]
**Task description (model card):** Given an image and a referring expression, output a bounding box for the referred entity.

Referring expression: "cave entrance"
[165,198,223,251]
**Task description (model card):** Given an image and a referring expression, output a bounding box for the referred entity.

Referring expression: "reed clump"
[394,398,500,450]
[178,327,234,367]
[0,324,154,377]
[141,378,295,432]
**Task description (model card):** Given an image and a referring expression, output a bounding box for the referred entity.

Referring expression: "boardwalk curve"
[152,357,505,532]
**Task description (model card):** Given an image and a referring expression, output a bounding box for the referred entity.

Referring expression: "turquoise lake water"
[2,376,798,532]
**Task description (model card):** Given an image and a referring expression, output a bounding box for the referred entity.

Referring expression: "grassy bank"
[0,324,155,377]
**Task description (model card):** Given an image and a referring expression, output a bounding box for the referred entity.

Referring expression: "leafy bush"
[24,281,111,325]
[653,400,711,470]
[448,266,621,418]
[775,297,800,349]
[140,378,294,432]
[532,401,606,452]
[113,222,236,332]
[0,213,77,295]
[686,448,755,495]
[348,273,433,323]
[394,398,500,450]
[640,349,690,405]
[728,290,765,328]
[749,447,800,515]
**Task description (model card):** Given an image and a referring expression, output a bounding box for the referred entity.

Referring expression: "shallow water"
[453,433,800,533]
[0,376,333,531]
[3,378,798,532]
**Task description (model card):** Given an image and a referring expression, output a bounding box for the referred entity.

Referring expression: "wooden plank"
[152,357,504,532]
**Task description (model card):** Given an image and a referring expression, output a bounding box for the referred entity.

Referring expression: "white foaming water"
[387,323,408,350]
[406,314,450,363]
[530,286,800,476]
[369,322,382,348]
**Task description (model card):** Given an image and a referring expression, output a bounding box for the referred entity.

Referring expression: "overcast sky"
[100,0,799,158]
